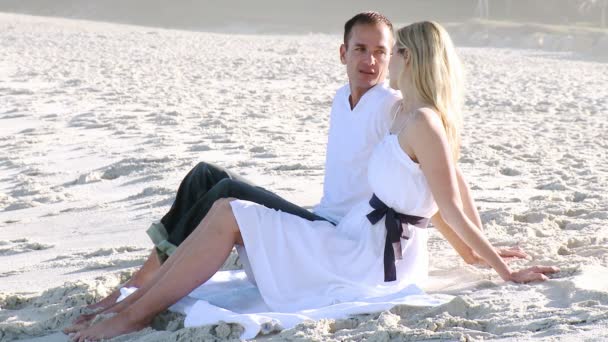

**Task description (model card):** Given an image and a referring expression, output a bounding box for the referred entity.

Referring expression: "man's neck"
[348,84,377,110]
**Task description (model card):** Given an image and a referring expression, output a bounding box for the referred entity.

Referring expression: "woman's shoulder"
[406,107,443,136]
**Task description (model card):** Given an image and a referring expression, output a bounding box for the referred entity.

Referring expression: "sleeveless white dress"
[230,134,438,312]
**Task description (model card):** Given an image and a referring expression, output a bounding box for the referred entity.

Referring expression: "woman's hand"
[508,266,560,283]
[496,246,529,260]
[470,246,529,265]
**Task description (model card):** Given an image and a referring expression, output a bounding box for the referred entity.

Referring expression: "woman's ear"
[403,49,411,66]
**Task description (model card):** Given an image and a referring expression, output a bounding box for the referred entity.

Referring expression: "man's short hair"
[343,11,394,45]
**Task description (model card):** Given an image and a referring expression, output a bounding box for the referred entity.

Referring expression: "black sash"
[366,193,430,282]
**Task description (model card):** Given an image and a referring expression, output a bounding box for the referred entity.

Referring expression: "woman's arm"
[431,165,482,264]
[431,212,479,264]
[401,109,556,282]
[433,167,528,264]
[455,166,483,230]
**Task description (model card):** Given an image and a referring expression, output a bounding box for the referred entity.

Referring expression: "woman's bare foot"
[65,289,133,334]
[63,314,95,334]
[71,312,151,342]
[84,289,122,311]
[67,248,161,333]
[66,290,122,334]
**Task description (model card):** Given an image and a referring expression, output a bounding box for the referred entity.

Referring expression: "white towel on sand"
[119,270,452,340]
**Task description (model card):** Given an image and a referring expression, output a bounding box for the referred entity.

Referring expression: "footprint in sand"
[122,186,174,202]
[212,138,235,144]
[74,258,148,272]
[43,246,149,273]
[0,293,35,310]
[236,160,259,168]
[500,167,522,176]
[564,208,591,217]
[271,163,320,171]
[536,180,569,191]
[0,238,54,256]
[80,246,147,258]
[252,153,278,159]
[556,219,589,231]
[568,192,588,202]
[0,270,22,278]
[4,200,37,211]
[100,157,173,180]
[189,144,212,152]
[67,171,102,186]
[583,211,608,220]
[489,144,511,152]
[513,212,547,224]
[479,208,512,225]
[249,146,267,153]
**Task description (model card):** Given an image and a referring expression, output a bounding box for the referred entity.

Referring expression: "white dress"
[230,134,438,313]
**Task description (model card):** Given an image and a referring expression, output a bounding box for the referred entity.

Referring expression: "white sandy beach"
[1,11,607,341]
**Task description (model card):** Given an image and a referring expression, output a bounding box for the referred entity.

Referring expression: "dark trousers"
[149,162,327,260]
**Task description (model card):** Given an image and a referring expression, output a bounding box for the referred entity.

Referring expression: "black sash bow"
[366,193,430,282]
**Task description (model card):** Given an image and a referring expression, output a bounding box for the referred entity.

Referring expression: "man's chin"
[353,78,381,90]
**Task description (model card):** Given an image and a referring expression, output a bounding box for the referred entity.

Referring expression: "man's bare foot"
[71,313,151,342]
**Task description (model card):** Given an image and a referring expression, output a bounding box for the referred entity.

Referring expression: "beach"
[1,11,607,341]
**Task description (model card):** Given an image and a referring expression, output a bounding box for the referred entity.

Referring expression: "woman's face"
[388,44,406,90]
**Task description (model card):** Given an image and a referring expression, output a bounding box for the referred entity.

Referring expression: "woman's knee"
[209,198,242,242]
[211,197,236,212]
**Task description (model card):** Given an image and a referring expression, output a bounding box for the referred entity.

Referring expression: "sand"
[1,12,607,342]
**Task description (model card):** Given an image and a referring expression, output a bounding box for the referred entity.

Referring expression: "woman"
[71,21,558,341]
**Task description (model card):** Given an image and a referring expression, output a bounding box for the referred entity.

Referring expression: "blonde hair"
[395,21,464,160]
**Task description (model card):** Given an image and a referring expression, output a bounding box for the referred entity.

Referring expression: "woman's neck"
[400,90,428,114]
[398,77,428,112]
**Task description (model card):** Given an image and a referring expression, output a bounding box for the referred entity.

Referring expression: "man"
[77,12,399,316]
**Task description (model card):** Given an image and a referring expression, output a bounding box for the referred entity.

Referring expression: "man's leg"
[80,162,243,314]
[159,162,251,230]
[147,162,250,259]
[165,178,327,251]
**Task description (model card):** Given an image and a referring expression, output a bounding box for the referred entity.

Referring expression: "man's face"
[340,23,393,93]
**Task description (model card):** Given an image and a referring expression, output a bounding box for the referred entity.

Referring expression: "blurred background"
[0,0,606,33]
